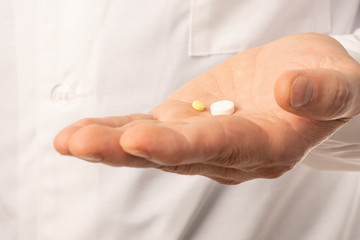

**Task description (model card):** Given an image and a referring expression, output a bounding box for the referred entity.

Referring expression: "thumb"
[274,69,360,121]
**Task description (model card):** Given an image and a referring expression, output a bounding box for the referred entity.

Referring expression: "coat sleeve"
[301,29,360,171]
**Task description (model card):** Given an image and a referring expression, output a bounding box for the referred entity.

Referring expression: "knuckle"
[214,167,251,184]
[124,119,158,128]
[82,123,104,135]
[327,79,351,119]
[75,118,98,127]
[68,124,104,154]
[159,164,200,175]
[217,179,241,185]
[209,176,242,185]
[211,150,240,167]
[262,164,294,179]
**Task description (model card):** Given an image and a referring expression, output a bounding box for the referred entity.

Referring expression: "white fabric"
[1,0,360,239]
[190,0,331,56]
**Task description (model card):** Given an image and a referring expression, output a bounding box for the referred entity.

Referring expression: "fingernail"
[291,75,313,107]
[80,156,102,162]
[126,149,151,159]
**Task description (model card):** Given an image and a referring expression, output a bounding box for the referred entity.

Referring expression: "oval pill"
[192,100,205,111]
[210,100,235,115]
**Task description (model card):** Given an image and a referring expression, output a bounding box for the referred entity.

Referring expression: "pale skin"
[54,33,360,185]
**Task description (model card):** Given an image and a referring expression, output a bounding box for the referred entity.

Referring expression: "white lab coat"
[1,0,360,239]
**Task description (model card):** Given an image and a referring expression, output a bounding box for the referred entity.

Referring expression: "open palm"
[54,33,360,184]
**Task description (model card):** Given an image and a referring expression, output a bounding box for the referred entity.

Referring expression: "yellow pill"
[192,100,205,111]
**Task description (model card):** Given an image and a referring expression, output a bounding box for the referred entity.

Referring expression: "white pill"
[210,100,235,116]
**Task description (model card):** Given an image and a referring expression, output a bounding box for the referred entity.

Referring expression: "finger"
[274,69,360,121]
[66,123,158,168]
[54,114,152,155]
[54,125,83,155]
[119,116,272,167]
[65,119,263,181]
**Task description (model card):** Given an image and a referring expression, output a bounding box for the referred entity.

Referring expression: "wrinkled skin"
[54,33,360,184]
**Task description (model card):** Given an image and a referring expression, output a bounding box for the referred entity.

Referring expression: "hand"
[54,33,360,184]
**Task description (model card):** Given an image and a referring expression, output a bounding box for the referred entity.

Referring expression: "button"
[51,83,77,106]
